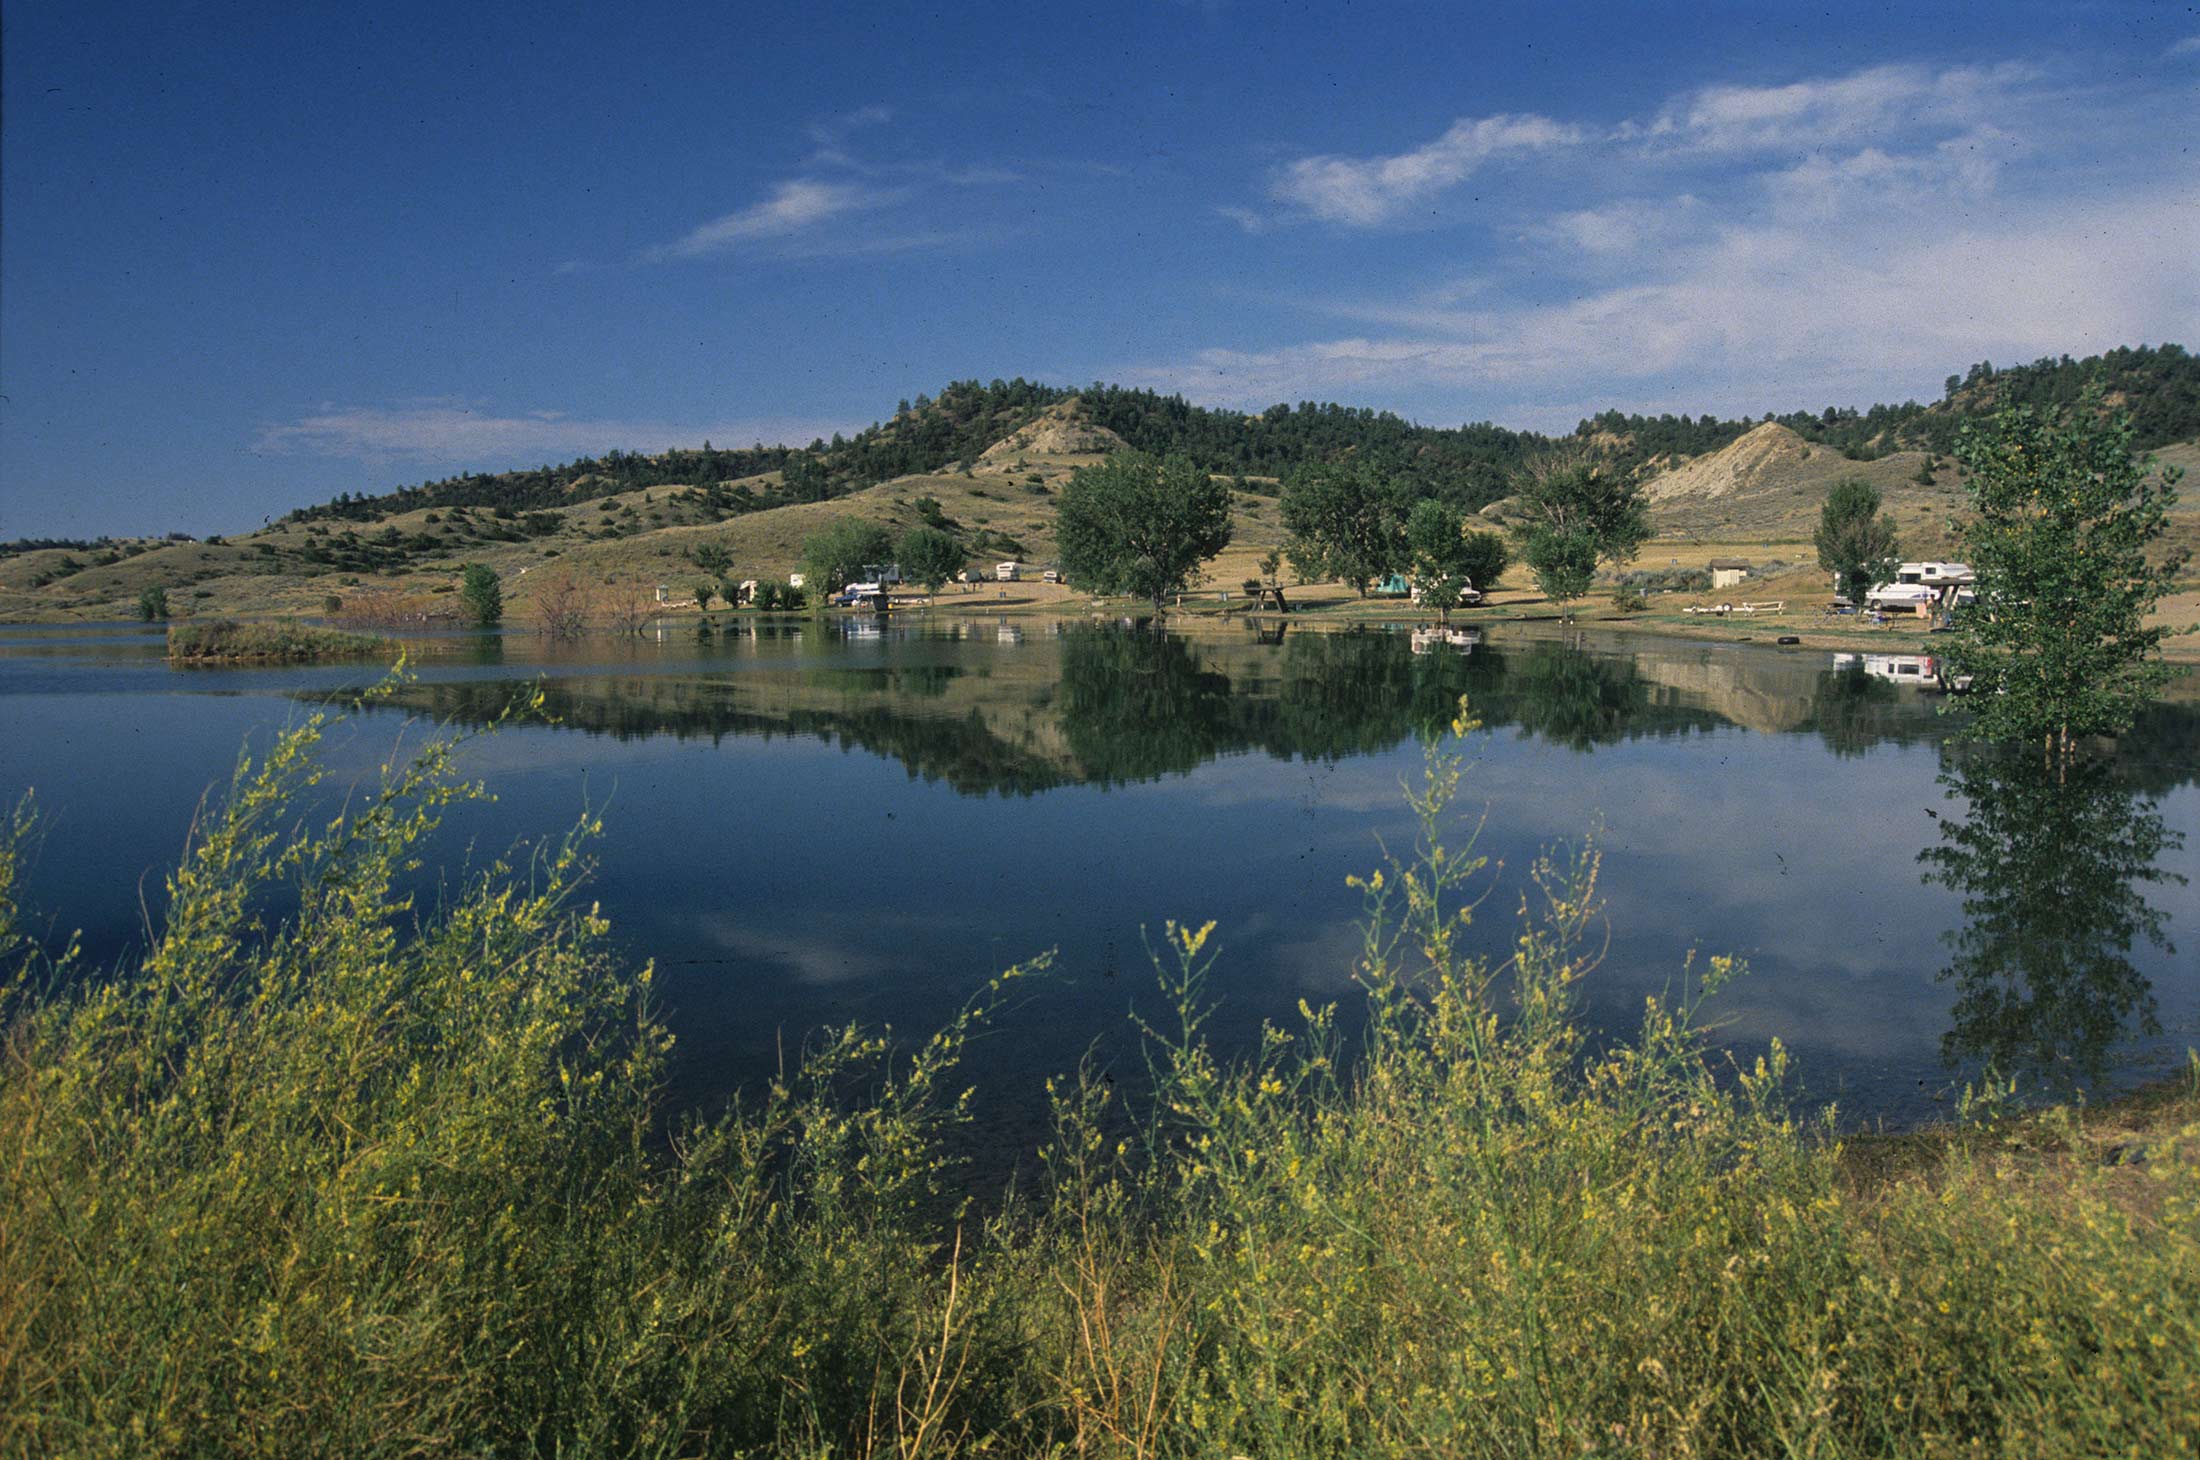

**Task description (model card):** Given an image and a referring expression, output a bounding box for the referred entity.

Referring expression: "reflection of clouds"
[691,916,876,985]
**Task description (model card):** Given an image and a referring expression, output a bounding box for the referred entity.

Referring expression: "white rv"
[1866,582,1940,614]
[995,561,1020,582]
[1894,561,1975,588]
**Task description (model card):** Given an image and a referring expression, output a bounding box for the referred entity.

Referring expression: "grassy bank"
[165,618,395,663]
[1,702,2194,1458]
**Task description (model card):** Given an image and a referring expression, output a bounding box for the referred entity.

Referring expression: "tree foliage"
[1941,399,2187,754]
[1508,450,1645,614]
[896,525,965,595]
[458,563,503,627]
[1509,451,1650,567]
[1520,527,1600,614]
[1456,529,1511,598]
[1812,478,1899,602]
[1280,462,1407,595]
[1055,452,1233,612]
[801,520,895,594]
[136,586,169,622]
[1403,501,1479,624]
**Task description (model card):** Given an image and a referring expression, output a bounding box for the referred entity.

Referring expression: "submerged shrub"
[1,693,2193,1457]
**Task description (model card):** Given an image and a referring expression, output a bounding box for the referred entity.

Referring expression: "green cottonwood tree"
[801,519,894,593]
[1519,527,1599,616]
[1055,452,1233,614]
[1408,501,1478,620]
[1813,478,1899,602]
[897,525,965,597]
[1507,450,1649,615]
[1279,461,1406,596]
[458,563,503,627]
[1942,399,2186,756]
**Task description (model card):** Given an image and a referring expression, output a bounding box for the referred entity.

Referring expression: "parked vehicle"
[996,561,1020,582]
[1865,582,1939,614]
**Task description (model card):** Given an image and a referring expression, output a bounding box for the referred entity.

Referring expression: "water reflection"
[370,625,1798,790]
[1921,749,2187,1087]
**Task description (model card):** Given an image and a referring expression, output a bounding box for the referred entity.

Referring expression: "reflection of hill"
[360,626,2195,795]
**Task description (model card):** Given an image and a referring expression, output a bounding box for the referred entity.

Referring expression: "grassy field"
[2,703,2195,1458]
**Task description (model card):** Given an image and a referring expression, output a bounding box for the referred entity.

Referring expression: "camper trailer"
[995,561,1020,582]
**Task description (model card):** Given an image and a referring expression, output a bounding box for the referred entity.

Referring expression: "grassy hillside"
[4,347,2195,626]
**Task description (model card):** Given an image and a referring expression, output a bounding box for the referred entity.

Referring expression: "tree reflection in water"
[1920,749,2186,1087]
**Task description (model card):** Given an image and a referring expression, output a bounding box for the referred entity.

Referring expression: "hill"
[2,344,2195,623]
[1638,423,1972,547]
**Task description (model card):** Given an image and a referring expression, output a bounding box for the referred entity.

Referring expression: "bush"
[1613,581,1648,612]
[136,586,169,621]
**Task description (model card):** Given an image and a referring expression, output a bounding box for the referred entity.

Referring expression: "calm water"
[2,616,2195,1132]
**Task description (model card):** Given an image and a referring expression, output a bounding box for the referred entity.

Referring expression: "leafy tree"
[137,586,169,622]
[1520,527,1599,615]
[690,541,733,578]
[1279,461,1406,595]
[1403,501,1478,625]
[1055,452,1233,614]
[1508,450,1650,570]
[1813,478,1900,602]
[1508,449,1648,617]
[1456,530,1510,599]
[693,581,716,613]
[1258,548,1283,589]
[801,519,894,593]
[897,525,964,597]
[458,563,503,627]
[718,575,743,608]
[1942,399,2187,756]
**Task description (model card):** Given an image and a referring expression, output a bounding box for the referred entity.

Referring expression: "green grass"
[165,619,393,663]
[1,693,2194,1458]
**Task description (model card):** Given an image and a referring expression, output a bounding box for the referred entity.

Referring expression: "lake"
[2,615,2194,1138]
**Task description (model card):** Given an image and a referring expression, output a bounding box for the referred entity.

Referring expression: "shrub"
[136,586,169,621]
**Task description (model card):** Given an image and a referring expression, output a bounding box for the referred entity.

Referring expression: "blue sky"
[3,1,2195,538]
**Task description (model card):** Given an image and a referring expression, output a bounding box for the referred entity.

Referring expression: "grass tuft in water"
[165,618,394,663]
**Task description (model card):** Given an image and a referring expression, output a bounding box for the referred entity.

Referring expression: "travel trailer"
[996,561,1020,581]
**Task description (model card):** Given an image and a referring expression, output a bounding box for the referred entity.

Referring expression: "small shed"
[1708,559,1752,590]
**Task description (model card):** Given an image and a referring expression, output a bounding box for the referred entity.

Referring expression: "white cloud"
[1539,196,1703,256]
[1270,113,1582,225]
[2168,35,2200,58]
[1644,61,2037,153]
[1166,56,2191,423]
[1130,181,2198,426]
[1215,204,1270,234]
[253,402,857,461]
[653,179,893,260]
